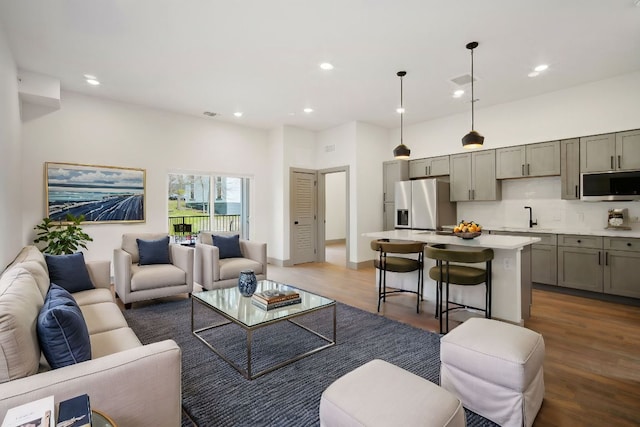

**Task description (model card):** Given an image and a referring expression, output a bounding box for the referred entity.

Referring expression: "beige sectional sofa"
[0,246,182,426]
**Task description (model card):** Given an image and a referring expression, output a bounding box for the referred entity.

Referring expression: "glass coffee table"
[191,280,336,380]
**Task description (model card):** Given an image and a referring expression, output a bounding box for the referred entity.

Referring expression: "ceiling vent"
[450,74,476,86]
[203,111,218,117]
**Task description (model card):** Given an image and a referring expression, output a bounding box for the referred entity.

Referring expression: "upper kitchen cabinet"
[560,138,580,200]
[580,130,640,173]
[496,141,560,179]
[450,150,500,201]
[382,160,408,203]
[409,155,450,179]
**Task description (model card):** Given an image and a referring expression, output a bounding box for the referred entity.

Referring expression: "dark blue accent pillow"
[45,252,94,293]
[137,236,171,265]
[37,284,92,369]
[212,234,243,259]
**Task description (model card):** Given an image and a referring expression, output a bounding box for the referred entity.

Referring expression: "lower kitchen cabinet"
[383,202,395,231]
[557,245,603,292]
[604,237,640,298]
[490,231,557,285]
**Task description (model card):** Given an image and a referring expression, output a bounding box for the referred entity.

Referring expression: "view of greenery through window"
[168,173,244,240]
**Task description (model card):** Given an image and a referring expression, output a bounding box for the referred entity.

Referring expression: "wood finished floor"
[267,243,640,427]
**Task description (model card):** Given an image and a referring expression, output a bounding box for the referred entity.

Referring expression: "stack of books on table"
[251,289,301,310]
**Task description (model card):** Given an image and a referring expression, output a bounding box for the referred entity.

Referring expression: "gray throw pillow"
[137,236,171,265]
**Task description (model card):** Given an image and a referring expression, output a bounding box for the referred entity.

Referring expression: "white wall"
[20,91,272,263]
[325,171,346,240]
[0,25,22,267]
[391,72,640,231]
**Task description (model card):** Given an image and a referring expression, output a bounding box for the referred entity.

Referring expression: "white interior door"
[291,170,317,264]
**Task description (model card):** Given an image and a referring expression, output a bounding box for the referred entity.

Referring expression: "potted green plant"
[33,214,93,254]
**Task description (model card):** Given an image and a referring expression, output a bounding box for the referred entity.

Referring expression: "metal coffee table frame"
[191,289,336,380]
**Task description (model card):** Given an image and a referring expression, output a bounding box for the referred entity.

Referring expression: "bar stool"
[370,239,425,313]
[425,244,493,334]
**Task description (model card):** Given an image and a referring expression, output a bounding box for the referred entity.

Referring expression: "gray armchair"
[114,233,194,308]
[195,231,267,290]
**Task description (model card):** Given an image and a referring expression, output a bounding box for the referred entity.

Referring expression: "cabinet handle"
[428,166,431,175]
[468,189,471,200]
[527,163,530,175]
[472,189,475,200]
[598,251,601,265]
[618,155,621,169]
[575,185,578,198]
[605,252,609,266]
[628,242,632,247]
[522,164,525,176]
[577,239,581,243]
[611,156,614,169]
[425,166,428,176]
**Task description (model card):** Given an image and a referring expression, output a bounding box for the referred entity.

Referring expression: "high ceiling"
[1,0,639,131]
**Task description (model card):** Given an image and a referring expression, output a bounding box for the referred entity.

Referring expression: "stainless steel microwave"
[581,171,640,201]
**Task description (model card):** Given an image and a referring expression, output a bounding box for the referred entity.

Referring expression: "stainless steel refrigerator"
[394,178,456,230]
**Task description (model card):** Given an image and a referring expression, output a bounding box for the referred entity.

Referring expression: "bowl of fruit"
[453,220,482,239]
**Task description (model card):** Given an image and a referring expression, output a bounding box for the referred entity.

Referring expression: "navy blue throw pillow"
[212,234,243,259]
[37,284,92,369]
[45,252,94,293]
[137,236,171,265]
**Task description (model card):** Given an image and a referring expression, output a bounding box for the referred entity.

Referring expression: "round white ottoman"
[319,359,466,427]
[440,317,545,427]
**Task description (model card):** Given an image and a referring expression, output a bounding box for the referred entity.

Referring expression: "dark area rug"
[124,298,497,427]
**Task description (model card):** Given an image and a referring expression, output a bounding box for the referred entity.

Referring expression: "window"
[168,173,250,241]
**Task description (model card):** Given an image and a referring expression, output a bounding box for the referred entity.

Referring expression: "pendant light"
[393,71,410,159]
[462,41,484,149]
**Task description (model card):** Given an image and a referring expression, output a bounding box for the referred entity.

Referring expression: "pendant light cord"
[470,47,475,131]
[400,74,404,144]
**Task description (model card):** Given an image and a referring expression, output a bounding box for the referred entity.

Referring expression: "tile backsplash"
[456,176,640,231]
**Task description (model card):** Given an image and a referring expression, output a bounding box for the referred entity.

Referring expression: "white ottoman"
[319,359,465,427]
[440,318,545,427]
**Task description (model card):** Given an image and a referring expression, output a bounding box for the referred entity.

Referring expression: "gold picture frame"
[45,162,146,223]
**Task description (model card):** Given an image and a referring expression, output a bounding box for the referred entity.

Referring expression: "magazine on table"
[1,395,54,427]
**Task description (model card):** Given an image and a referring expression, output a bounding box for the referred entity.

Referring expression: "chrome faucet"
[524,206,537,228]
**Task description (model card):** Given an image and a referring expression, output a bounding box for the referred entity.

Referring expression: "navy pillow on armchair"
[45,252,95,293]
[212,234,243,259]
[137,236,171,265]
[37,284,92,369]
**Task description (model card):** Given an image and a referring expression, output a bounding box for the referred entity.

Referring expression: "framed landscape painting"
[45,162,146,223]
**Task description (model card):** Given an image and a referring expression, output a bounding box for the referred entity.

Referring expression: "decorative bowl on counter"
[453,231,482,239]
[453,220,482,239]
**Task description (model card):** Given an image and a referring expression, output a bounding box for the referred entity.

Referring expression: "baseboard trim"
[348,259,373,270]
[268,257,294,267]
[325,238,346,245]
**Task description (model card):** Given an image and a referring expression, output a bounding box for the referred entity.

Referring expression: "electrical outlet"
[503,258,512,270]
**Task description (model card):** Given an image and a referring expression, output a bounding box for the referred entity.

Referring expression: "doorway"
[317,166,349,267]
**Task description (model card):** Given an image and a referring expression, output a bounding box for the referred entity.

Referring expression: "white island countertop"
[364,229,540,250]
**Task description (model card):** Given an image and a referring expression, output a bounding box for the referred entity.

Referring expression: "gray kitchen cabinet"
[383,160,408,203]
[450,150,500,201]
[496,141,560,179]
[409,155,449,178]
[383,202,395,231]
[557,235,604,292]
[578,131,640,173]
[580,133,615,172]
[560,138,580,200]
[615,129,640,171]
[603,237,640,298]
[491,231,557,285]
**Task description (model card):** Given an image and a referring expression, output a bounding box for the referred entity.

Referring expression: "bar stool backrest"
[371,240,425,255]
[425,244,493,263]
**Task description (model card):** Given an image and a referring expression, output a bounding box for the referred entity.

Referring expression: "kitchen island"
[364,230,540,325]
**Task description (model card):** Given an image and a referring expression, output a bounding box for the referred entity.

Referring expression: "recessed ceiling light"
[528,71,540,78]
[86,79,100,86]
[83,74,97,80]
[320,62,334,70]
[303,108,314,113]
[453,89,465,98]
[396,107,405,114]
[534,64,549,72]
[234,112,243,117]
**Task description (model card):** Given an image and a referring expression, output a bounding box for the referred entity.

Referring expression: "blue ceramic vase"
[238,270,257,297]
